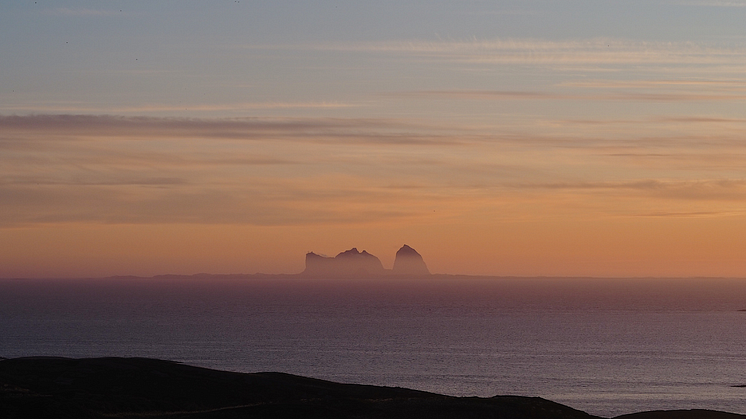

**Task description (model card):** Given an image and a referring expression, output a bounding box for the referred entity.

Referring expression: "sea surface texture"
[2,276,746,418]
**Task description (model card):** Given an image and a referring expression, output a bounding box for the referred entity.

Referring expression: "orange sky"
[3,3,746,277]
[3,114,746,278]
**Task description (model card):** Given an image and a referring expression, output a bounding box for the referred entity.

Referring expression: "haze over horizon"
[4,1,746,278]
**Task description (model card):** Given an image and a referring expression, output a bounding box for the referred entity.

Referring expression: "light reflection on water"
[2,276,746,418]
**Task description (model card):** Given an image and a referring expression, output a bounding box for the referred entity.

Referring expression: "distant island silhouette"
[303,244,430,277]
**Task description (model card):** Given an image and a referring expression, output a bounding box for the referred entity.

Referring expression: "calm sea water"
[2,276,746,418]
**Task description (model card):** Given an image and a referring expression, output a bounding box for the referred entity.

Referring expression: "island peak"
[302,245,430,277]
[393,244,430,275]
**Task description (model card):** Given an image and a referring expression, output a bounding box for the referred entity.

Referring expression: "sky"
[3,1,746,278]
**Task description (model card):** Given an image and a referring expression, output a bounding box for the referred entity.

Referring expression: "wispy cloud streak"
[395,90,746,102]
[672,0,746,6]
[3,114,746,229]
[44,8,125,17]
[509,179,746,201]
[0,102,356,115]
[255,38,746,67]
[0,114,469,146]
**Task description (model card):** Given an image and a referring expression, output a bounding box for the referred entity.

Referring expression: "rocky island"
[392,244,430,275]
[302,244,430,277]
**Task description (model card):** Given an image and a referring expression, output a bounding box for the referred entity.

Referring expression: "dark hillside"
[0,357,597,419]
[2,357,745,419]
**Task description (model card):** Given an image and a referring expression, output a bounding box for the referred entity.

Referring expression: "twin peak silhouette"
[303,245,430,277]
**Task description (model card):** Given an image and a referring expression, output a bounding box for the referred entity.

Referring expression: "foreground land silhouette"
[1,357,744,419]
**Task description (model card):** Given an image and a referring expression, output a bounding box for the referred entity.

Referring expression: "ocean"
[2,276,746,418]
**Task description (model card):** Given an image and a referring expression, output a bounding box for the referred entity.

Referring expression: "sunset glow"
[3,1,746,277]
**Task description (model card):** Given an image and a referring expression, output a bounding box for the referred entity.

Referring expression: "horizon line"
[2,273,745,281]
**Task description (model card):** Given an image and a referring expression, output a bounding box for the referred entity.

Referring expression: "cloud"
[4,114,746,228]
[114,102,357,113]
[0,114,471,146]
[259,38,746,68]
[0,114,476,227]
[635,211,737,218]
[652,116,746,123]
[0,101,356,115]
[44,8,125,17]
[0,178,426,227]
[9,114,742,158]
[1,176,187,187]
[459,10,536,16]
[562,79,746,90]
[394,90,746,102]
[603,92,746,101]
[391,91,563,100]
[508,179,746,201]
[672,0,746,6]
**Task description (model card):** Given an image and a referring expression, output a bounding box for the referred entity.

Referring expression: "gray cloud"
[672,0,746,6]
[277,38,746,69]
[0,182,422,227]
[394,90,746,102]
[44,8,126,17]
[652,116,746,123]
[4,114,746,228]
[0,114,468,146]
[562,79,746,89]
[507,179,746,201]
[0,176,187,187]
[391,90,564,100]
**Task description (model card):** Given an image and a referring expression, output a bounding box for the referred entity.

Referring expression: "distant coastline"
[4,273,746,282]
[6,246,746,282]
